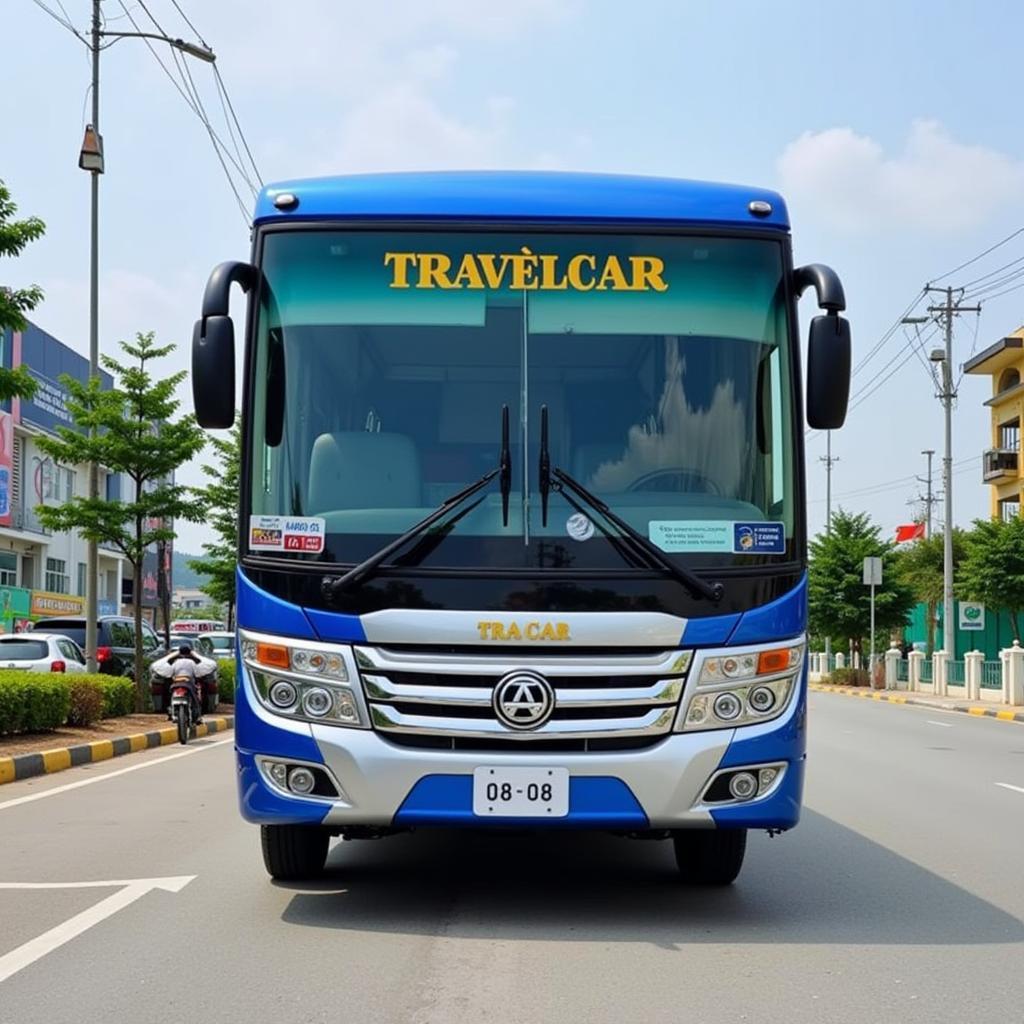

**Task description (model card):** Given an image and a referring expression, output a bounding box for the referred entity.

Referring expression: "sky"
[3,0,1024,554]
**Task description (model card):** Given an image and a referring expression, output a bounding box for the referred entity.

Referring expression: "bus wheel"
[260,825,329,881]
[673,828,746,886]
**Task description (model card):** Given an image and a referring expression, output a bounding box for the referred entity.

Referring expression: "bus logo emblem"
[493,672,555,730]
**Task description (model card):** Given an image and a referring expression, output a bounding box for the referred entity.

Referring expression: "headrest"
[307,432,421,513]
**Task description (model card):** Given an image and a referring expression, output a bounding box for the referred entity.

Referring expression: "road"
[1,693,1022,1024]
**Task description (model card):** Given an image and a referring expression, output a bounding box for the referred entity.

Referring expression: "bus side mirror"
[806,314,851,430]
[192,261,256,429]
[192,316,236,428]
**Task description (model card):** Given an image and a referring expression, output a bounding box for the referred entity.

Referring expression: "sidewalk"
[0,714,234,786]
[809,682,1024,722]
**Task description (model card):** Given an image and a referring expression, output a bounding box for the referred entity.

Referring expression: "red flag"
[895,522,926,543]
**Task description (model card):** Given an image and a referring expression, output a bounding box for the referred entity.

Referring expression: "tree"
[808,508,915,659]
[0,179,43,401]
[958,516,1024,641]
[35,332,206,704]
[894,529,967,655]
[188,420,239,628]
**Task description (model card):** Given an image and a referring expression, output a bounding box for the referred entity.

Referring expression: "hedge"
[0,673,140,735]
[216,660,236,705]
[824,668,871,687]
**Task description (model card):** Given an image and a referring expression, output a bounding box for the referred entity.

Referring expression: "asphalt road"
[2,693,1023,1024]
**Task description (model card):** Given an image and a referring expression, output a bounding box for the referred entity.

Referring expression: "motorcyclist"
[164,643,205,724]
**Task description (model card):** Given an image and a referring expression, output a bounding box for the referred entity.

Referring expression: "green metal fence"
[948,660,966,685]
[920,659,933,684]
[982,661,1003,690]
[896,658,908,682]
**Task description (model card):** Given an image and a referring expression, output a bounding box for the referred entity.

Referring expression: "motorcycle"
[150,654,218,745]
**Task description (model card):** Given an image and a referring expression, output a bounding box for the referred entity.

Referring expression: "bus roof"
[253,171,789,231]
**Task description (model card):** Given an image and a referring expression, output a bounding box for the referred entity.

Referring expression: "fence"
[947,660,965,685]
[896,658,908,683]
[982,661,1003,690]
[919,659,933,684]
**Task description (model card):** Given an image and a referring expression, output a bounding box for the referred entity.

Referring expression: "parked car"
[31,616,167,679]
[194,631,235,661]
[0,633,87,673]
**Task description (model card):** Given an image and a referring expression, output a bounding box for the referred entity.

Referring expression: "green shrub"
[0,673,72,735]
[827,667,871,687]
[216,659,236,705]
[97,676,135,718]
[67,680,104,726]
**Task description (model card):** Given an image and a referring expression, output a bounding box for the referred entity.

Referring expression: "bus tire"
[673,828,746,886]
[261,825,329,881]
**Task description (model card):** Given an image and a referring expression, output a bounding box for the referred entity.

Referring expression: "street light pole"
[78,0,214,670]
[85,0,101,672]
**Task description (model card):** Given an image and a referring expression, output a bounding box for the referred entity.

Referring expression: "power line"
[28,0,88,45]
[930,226,1024,284]
[961,252,1024,290]
[169,0,205,43]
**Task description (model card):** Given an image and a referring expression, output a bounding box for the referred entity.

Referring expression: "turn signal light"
[255,642,290,670]
[757,648,794,675]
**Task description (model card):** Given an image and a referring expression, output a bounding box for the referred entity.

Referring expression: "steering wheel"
[625,468,723,496]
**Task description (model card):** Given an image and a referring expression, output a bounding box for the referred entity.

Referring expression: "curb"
[809,684,1024,723]
[0,715,234,786]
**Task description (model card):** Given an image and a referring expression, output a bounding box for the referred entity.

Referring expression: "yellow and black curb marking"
[0,715,234,786]
[809,684,1024,723]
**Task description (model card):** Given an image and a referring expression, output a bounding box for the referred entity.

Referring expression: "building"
[964,326,1024,521]
[0,322,127,630]
[172,587,212,610]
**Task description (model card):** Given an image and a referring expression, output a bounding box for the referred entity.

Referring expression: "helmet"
[178,643,192,656]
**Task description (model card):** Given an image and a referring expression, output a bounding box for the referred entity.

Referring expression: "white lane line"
[0,876,194,984]
[0,737,232,812]
[995,782,1024,795]
[926,720,954,728]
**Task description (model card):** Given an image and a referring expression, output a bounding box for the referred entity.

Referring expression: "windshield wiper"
[550,466,725,603]
[539,404,551,526]
[322,405,511,602]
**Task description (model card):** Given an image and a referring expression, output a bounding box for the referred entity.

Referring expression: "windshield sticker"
[649,521,786,554]
[566,513,596,542]
[249,515,325,554]
[733,522,785,554]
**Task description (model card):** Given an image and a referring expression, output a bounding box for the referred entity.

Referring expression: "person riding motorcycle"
[163,643,205,724]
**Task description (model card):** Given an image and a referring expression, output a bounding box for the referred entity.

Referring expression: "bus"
[191,171,850,884]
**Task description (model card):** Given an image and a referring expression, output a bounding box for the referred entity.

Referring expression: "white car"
[0,633,87,673]
[194,631,235,661]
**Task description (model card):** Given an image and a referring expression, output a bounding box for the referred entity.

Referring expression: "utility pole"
[917,449,936,537]
[906,287,980,659]
[77,1,215,670]
[820,433,839,534]
[820,433,839,666]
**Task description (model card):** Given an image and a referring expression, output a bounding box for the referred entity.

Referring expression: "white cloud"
[777,120,1024,231]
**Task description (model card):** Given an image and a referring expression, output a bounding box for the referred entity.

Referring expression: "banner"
[0,586,31,632]
[895,522,925,543]
[30,590,84,616]
[0,410,12,527]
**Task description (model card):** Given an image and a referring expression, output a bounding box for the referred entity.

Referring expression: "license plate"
[472,767,569,818]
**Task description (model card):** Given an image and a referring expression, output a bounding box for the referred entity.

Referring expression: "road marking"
[926,720,954,728]
[0,737,232,812]
[0,876,194,984]
[995,782,1024,795]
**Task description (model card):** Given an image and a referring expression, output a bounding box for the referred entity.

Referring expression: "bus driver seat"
[307,431,422,514]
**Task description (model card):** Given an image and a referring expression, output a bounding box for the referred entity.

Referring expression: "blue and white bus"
[192,172,850,884]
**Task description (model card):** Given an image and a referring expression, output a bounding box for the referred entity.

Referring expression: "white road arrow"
[0,876,195,984]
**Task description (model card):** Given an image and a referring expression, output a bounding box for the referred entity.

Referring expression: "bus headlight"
[676,640,804,732]
[241,631,366,728]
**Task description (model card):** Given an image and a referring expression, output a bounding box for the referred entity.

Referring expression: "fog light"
[266,761,288,788]
[288,766,316,795]
[713,692,742,721]
[302,686,332,717]
[749,685,776,714]
[269,680,297,708]
[728,771,757,800]
[758,767,779,793]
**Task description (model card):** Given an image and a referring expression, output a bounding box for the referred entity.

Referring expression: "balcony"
[983,448,1019,483]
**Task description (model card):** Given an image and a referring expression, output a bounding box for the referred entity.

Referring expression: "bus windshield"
[248,228,796,571]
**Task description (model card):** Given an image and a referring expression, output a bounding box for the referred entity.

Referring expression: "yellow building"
[965,326,1024,520]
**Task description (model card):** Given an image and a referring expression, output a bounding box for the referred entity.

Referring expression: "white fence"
[809,642,1024,706]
